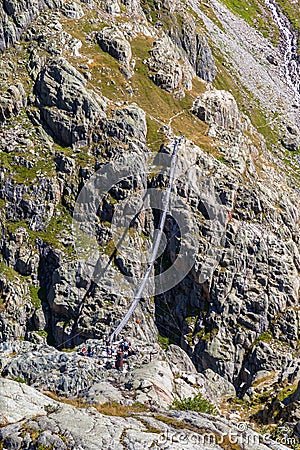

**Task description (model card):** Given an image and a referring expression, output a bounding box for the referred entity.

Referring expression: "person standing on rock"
[118,338,125,352]
[123,338,129,354]
[115,348,123,371]
[127,342,134,357]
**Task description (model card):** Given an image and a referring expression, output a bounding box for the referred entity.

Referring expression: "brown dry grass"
[44,392,150,418]
[94,401,149,417]
[43,391,88,408]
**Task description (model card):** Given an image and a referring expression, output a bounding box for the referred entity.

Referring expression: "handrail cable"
[109,137,183,342]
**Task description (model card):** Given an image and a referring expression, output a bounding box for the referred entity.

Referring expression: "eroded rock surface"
[34,57,106,146]
[0,377,291,450]
[146,35,194,93]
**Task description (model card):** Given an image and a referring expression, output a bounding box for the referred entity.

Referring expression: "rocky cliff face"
[0,0,300,447]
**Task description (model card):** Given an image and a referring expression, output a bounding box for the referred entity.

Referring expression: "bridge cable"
[109,137,183,342]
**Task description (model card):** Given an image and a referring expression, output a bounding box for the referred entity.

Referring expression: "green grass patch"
[29,285,43,309]
[5,204,74,252]
[172,393,217,415]
[254,330,274,345]
[140,0,175,27]
[38,205,73,251]
[0,259,19,282]
[130,37,209,150]
[36,330,48,338]
[158,333,170,350]
[220,0,280,43]
[64,16,209,151]
[245,330,274,356]
[276,383,298,402]
[0,151,56,186]
[13,376,27,384]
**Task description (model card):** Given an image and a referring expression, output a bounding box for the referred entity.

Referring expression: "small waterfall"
[265,0,300,95]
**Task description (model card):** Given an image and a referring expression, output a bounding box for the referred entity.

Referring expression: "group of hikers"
[79,337,137,372]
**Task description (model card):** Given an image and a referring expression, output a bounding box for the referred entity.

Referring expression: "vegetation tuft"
[158,333,170,350]
[172,393,217,415]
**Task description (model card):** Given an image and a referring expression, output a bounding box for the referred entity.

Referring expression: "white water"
[265,0,300,95]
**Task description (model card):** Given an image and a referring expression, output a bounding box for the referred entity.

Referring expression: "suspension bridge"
[109,137,183,342]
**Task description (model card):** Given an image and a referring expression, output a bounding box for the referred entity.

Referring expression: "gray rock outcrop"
[0,83,26,123]
[120,0,143,15]
[193,89,242,130]
[0,340,231,410]
[192,88,258,172]
[34,57,106,146]
[0,377,290,450]
[104,103,147,143]
[103,0,121,15]
[2,227,39,276]
[0,274,34,342]
[97,26,132,69]
[62,1,84,19]
[1,177,60,231]
[146,35,194,93]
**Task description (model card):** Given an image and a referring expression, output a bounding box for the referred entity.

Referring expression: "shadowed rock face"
[170,15,217,82]
[146,35,194,93]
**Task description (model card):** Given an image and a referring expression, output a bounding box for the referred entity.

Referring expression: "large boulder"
[85,381,123,404]
[0,377,57,424]
[130,360,175,408]
[281,125,300,151]
[34,58,106,146]
[0,83,26,123]
[146,35,194,93]
[192,88,254,172]
[166,344,197,374]
[102,0,121,14]
[62,1,84,19]
[192,89,242,131]
[97,26,132,69]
